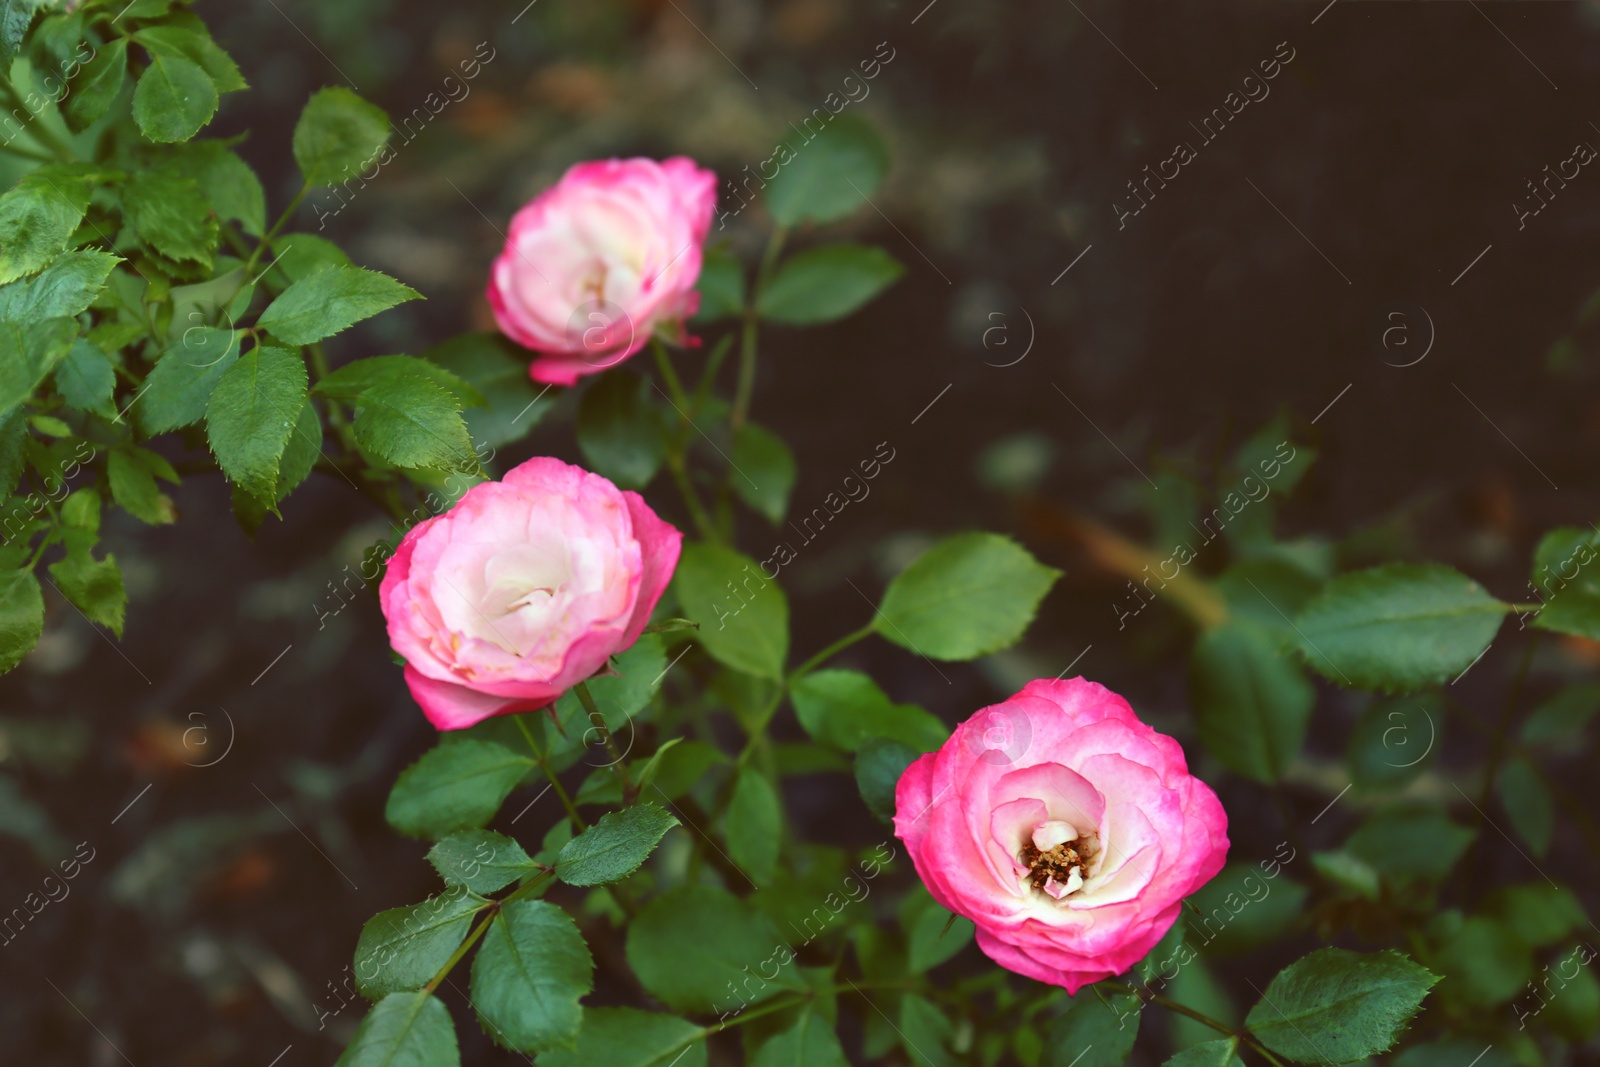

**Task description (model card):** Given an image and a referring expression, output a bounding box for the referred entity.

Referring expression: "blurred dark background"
[4,0,1600,1062]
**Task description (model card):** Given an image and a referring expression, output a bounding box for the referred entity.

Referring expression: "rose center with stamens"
[1018,821,1099,900]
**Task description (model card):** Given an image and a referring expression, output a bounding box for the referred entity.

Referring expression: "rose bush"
[487,156,718,386]
[0,5,1582,1064]
[380,456,680,730]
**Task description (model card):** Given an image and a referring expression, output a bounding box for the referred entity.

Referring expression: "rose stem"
[650,340,720,543]
[573,680,637,802]
[731,226,786,433]
[512,713,586,831]
[421,868,556,995]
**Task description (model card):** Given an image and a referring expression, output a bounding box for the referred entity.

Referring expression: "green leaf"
[385,739,534,839]
[121,167,217,269]
[692,246,744,322]
[1293,563,1509,691]
[205,345,308,505]
[345,376,479,474]
[1347,696,1440,793]
[0,318,75,417]
[352,885,488,999]
[1163,1037,1245,1067]
[1245,948,1440,1065]
[0,408,25,495]
[1496,757,1553,856]
[1544,960,1600,1041]
[765,114,890,227]
[724,767,781,885]
[576,370,667,490]
[751,1009,849,1067]
[900,992,959,1067]
[0,168,91,284]
[537,1007,706,1067]
[132,48,217,143]
[555,802,679,887]
[469,899,593,1054]
[257,265,420,346]
[758,244,903,325]
[1482,883,1587,947]
[874,532,1060,660]
[0,250,120,323]
[731,422,796,525]
[625,885,806,1013]
[170,140,266,238]
[106,447,176,525]
[273,232,351,282]
[1345,808,1475,881]
[855,737,917,822]
[0,566,43,673]
[1186,863,1309,955]
[1529,526,1600,640]
[424,331,551,447]
[673,542,789,680]
[1520,682,1600,745]
[904,889,974,972]
[1189,622,1314,783]
[1430,917,1530,1009]
[645,739,728,800]
[136,328,243,433]
[790,669,947,753]
[317,354,484,409]
[427,829,536,894]
[0,0,35,67]
[62,37,128,134]
[1310,849,1380,901]
[1042,987,1141,1067]
[47,542,125,637]
[53,340,116,416]
[335,991,459,1067]
[1393,1040,1518,1067]
[294,86,391,186]
[273,397,322,502]
[135,20,245,94]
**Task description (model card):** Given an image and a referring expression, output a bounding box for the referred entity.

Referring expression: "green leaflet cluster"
[0,5,517,676]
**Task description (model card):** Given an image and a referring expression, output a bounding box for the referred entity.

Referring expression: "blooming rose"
[379,457,681,731]
[487,156,718,387]
[894,677,1228,993]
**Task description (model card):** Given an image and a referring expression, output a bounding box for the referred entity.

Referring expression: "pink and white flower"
[379,457,681,731]
[894,677,1229,993]
[487,156,718,387]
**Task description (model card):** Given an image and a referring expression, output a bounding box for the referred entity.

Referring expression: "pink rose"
[894,677,1228,993]
[487,156,718,387]
[379,457,682,731]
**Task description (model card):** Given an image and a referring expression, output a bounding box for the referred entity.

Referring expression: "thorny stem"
[513,713,586,831]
